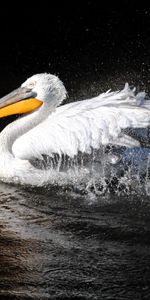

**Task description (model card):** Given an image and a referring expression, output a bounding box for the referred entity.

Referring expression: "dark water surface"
[0,180,150,300]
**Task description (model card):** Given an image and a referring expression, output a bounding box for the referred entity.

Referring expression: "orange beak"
[0,87,43,118]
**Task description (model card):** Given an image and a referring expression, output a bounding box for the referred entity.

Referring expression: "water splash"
[15,146,150,197]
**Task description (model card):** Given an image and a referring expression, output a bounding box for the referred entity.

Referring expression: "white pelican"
[0,72,149,185]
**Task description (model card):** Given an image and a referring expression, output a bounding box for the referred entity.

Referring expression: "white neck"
[0,104,53,185]
[0,104,51,154]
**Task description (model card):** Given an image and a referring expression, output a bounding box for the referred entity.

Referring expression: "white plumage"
[12,82,149,158]
[0,73,150,185]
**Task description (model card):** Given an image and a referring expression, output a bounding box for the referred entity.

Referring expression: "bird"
[0,72,150,186]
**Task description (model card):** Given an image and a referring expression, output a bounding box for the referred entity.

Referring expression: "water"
[1,75,150,299]
[0,183,150,299]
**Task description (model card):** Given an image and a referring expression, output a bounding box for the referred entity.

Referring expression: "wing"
[12,84,150,160]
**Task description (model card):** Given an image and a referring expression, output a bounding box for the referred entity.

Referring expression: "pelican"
[0,72,150,186]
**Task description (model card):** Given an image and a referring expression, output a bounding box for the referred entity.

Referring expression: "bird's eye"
[27,81,36,89]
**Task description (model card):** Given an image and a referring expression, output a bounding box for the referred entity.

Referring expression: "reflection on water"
[0,182,150,299]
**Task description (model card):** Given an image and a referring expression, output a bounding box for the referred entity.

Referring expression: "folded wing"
[12,84,150,160]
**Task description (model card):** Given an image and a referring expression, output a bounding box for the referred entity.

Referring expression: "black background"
[0,1,150,97]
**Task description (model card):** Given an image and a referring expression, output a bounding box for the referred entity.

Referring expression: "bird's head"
[0,73,67,118]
